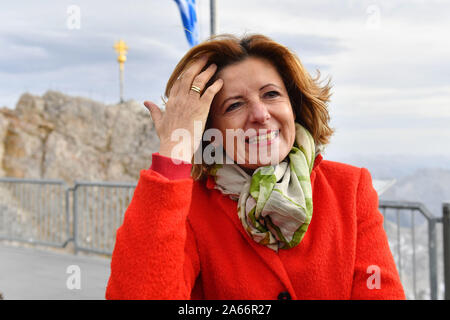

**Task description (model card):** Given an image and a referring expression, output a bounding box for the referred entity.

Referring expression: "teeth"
[248,131,278,144]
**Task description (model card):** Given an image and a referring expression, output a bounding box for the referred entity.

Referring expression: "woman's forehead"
[217,57,284,91]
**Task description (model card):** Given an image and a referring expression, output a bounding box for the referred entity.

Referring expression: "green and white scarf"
[208,123,321,252]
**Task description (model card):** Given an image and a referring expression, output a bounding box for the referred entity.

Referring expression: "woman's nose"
[248,101,271,123]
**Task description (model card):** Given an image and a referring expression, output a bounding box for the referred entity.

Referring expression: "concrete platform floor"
[0,243,111,300]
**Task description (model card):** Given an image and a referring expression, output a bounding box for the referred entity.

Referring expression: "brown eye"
[226,102,242,112]
[264,91,280,98]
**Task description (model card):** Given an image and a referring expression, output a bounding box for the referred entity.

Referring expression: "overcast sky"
[1,0,450,160]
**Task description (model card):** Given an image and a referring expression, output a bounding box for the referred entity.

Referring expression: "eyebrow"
[221,83,282,109]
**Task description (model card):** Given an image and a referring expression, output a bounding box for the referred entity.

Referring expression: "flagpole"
[113,40,128,104]
[210,0,217,36]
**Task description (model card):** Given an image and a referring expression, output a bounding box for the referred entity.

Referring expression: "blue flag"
[173,0,199,47]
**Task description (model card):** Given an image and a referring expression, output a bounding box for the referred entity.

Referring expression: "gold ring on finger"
[190,85,202,94]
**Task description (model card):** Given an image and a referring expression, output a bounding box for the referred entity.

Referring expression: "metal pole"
[411,209,417,300]
[119,67,124,103]
[396,209,402,283]
[443,203,450,300]
[428,218,438,300]
[113,40,127,103]
[210,0,217,36]
[64,186,73,248]
[73,184,78,255]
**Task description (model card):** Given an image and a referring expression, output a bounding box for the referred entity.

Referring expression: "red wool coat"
[106,153,405,300]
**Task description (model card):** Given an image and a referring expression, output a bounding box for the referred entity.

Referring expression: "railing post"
[73,183,79,255]
[443,203,450,300]
[64,187,74,245]
[428,217,438,300]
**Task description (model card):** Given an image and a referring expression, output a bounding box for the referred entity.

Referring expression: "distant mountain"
[380,167,450,218]
[329,153,450,180]
[328,153,450,217]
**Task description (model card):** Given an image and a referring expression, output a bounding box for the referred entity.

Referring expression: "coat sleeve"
[350,167,406,300]
[105,168,200,299]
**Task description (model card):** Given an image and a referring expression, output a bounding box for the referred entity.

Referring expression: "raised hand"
[144,55,223,163]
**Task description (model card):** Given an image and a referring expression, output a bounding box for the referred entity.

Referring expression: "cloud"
[326,125,450,158]
[269,32,347,62]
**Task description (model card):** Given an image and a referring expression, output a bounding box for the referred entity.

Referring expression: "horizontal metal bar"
[73,245,113,256]
[379,200,435,221]
[0,177,67,185]
[0,237,68,249]
[379,200,424,209]
[0,178,134,189]
[73,181,136,189]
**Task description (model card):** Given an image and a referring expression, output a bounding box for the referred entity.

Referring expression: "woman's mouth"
[245,130,280,146]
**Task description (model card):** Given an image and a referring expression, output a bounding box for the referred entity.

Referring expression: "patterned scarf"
[208,123,320,252]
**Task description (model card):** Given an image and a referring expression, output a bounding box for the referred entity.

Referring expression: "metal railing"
[1,177,449,299]
[0,177,71,248]
[0,178,136,254]
[72,181,136,255]
[379,200,444,300]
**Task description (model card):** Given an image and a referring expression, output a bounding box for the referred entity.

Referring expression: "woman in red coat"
[105,34,405,300]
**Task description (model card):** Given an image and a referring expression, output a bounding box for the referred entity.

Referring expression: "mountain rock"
[0,91,160,184]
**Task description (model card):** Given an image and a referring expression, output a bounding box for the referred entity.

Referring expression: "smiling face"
[210,56,297,173]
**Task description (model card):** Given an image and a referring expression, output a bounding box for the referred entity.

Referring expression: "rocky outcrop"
[0,91,160,184]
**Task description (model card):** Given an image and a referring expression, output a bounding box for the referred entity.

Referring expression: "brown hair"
[164,33,334,181]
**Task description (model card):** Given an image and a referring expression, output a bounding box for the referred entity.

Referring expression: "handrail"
[379,200,440,299]
[379,200,435,221]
